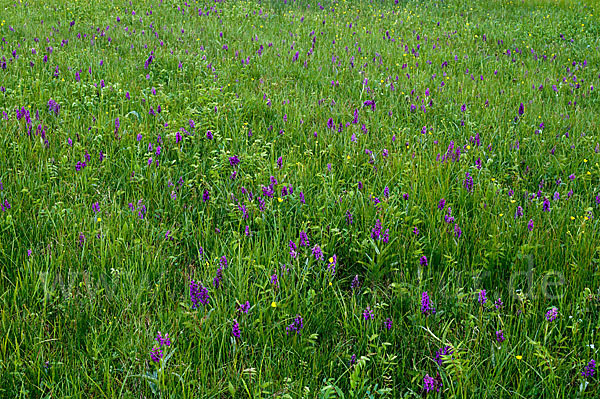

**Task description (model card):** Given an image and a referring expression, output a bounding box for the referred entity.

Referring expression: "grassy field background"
[1,0,599,397]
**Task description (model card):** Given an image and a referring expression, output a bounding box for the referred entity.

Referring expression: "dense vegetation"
[1,0,599,397]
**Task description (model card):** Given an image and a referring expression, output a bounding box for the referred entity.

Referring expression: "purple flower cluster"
[0,199,11,212]
[423,373,442,393]
[421,291,435,316]
[289,240,297,259]
[346,210,354,225]
[150,346,163,363]
[237,301,251,314]
[47,98,60,115]
[478,289,487,305]
[435,346,453,366]
[232,319,241,339]
[363,100,375,111]
[327,254,337,274]
[545,307,558,322]
[150,331,171,363]
[494,298,504,310]
[454,224,462,238]
[439,141,461,163]
[496,330,505,343]
[542,197,551,212]
[155,331,171,347]
[213,266,223,288]
[384,317,392,330]
[229,156,240,167]
[363,306,374,321]
[514,206,524,219]
[219,255,228,269]
[423,374,435,392]
[312,245,323,261]
[351,275,360,291]
[464,172,473,192]
[128,200,147,219]
[190,280,209,309]
[438,198,446,210]
[286,314,304,335]
[299,231,309,247]
[582,359,595,378]
[371,219,390,243]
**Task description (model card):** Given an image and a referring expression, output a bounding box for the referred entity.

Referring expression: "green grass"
[0,0,599,397]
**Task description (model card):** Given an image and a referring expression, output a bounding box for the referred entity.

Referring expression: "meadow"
[1,0,599,397]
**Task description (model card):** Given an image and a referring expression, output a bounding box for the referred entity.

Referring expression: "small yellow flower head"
[271,301,277,308]
[97,217,102,222]
[516,355,523,360]
[277,197,283,203]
